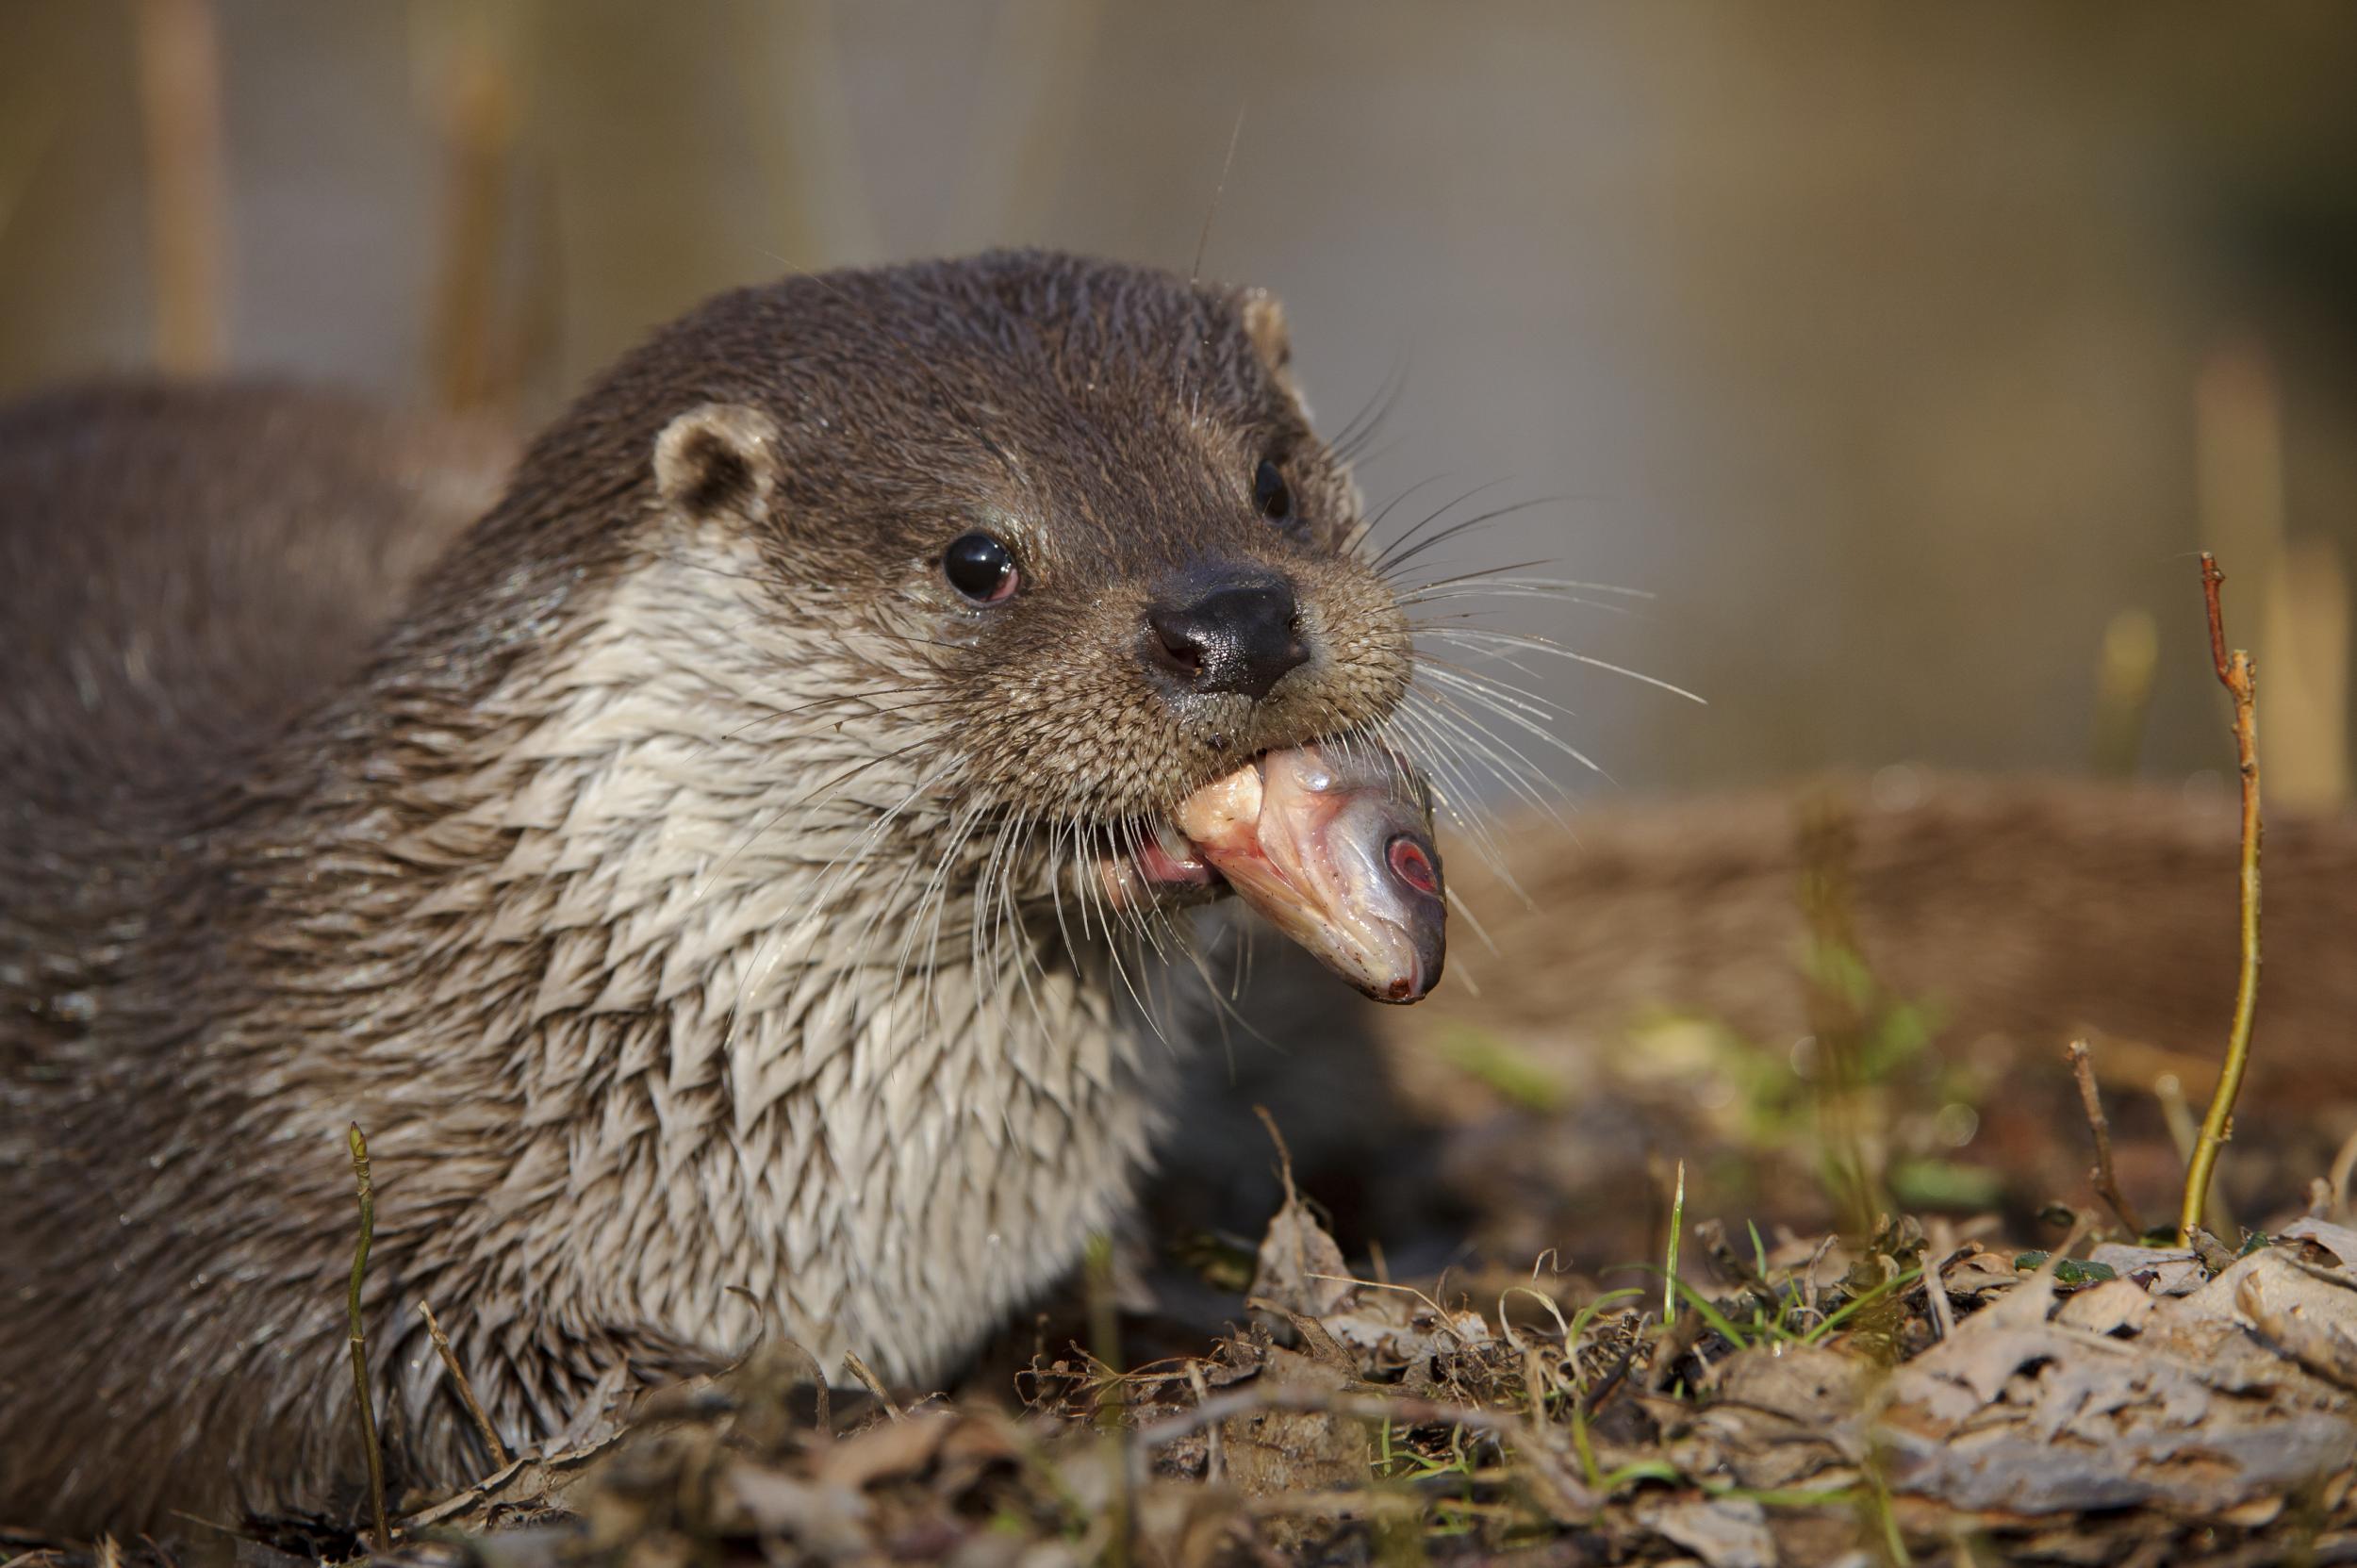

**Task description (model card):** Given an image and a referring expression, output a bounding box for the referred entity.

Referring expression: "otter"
[0,253,1449,1532]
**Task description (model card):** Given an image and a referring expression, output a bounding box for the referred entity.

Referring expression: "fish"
[1173,742,1446,1003]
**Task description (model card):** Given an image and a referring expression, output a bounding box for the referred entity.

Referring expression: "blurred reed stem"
[425,12,520,414]
[2090,608,2158,778]
[134,0,227,373]
[2196,340,2349,808]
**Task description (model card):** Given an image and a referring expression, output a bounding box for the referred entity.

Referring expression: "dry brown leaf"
[1883,1248,2357,1515]
[1249,1189,1356,1320]
[2053,1278,2154,1337]
[807,1409,957,1490]
[1638,1494,1777,1568]
[2237,1253,2357,1393]
[2087,1243,2206,1296]
[2283,1216,2357,1272]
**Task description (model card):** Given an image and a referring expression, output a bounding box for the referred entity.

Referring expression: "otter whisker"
[1412,678,1597,792]
[1398,686,1568,817]
[979,809,1048,1046]
[1365,478,1525,569]
[1417,669,1611,794]
[1328,348,1413,468]
[1374,495,1566,580]
[1419,627,1706,705]
[1042,816,1094,960]
[1410,634,1572,695]
[1349,473,1498,566]
[722,758,961,1050]
[1391,557,1558,597]
[1405,588,1647,621]
[1399,569,1654,602]
[1341,470,1471,561]
[1095,892,1174,1057]
[976,807,1043,997]
[1382,701,1512,867]
[1398,681,1557,802]
[1418,659,1581,725]
[1382,702,1541,908]
[1114,818,1182,965]
[895,795,997,1043]
[935,812,1011,1044]
[1372,702,1484,839]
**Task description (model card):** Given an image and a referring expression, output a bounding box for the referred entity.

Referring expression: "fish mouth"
[1096,742,1447,1004]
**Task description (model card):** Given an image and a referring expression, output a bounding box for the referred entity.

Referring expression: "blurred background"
[8,0,2357,800]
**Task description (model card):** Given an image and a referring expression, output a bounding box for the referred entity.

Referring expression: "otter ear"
[653,403,783,525]
[1239,289,1292,375]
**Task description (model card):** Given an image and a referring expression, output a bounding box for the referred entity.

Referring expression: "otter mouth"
[1098,743,1447,1004]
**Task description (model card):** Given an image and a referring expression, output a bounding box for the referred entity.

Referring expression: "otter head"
[625,252,1442,999]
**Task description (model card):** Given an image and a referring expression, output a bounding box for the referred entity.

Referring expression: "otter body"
[0,255,1432,1531]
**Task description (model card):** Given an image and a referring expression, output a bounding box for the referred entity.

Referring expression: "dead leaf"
[1882,1248,2357,1514]
[2283,1216,2357,1272]
[809,1409,957,1490]
[2238,1253,2357,1393]
[1249,1190,1356,1320]
[1689,1345,1869,1489]
[1639,1494,1776,1568]
[2089,1243,2206,1297]
[2054,1278,2153,1337]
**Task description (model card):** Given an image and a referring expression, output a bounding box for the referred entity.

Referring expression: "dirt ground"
[130,1150,2357,1568]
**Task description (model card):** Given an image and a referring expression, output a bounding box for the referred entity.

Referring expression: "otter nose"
[1144,575,1310,701]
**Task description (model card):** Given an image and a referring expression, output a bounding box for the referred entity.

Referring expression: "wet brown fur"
[0,253,1417,1533]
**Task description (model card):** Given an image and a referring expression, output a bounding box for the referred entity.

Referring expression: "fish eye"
[943,531,1019,603]
[1253,458,1294,522]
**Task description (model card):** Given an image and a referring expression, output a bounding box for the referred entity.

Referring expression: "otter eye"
[943,531,1019,603]
[1253,458,1294,522]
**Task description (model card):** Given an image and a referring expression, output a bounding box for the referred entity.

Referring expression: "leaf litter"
[10,1177,2347,1568]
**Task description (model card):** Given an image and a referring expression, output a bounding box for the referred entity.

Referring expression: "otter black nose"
[1144,575,1310,701]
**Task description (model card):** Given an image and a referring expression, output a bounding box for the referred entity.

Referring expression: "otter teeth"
[1151,817,1201,869]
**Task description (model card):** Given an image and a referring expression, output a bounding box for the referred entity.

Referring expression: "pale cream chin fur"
[408,526,1170,1397]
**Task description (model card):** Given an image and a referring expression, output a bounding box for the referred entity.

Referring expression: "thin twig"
[1921,1220,1957,1344]
[1183,1362,1223,1486]
[418,1300,509,1470]
[2068,1040,2146,1238]
[1661,1159,1685,1324]
[2329,1127,2357,1224]
[347,1124,389,1554]
[2180,553,2262,1247]
[1576,1329,1643,1418]
[841,1348,901,1420]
